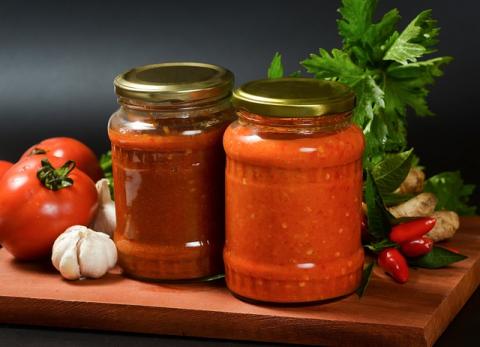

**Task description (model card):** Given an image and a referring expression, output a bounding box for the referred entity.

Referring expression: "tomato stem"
[37,159,76,191]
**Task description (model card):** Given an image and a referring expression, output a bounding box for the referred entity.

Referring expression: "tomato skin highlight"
[0,161,13,179]
[378,248,409,283]
[0,156,98,260]
[400,236,434,258]
[389,217,436,244]
[21,137,103,182]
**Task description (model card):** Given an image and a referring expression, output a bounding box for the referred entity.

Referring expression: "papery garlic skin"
[90,179,116,237]
[52,225,117,280]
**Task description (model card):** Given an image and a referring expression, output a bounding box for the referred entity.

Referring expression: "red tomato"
[0,160,13,179]
[21,137,103,182]
[0,156,98,260]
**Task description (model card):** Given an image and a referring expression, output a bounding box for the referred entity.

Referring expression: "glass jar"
[223,78,365,303]
[109,62,234,281]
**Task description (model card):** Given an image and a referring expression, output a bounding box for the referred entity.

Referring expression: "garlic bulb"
[90,178,116,237]
[52,225,117,280]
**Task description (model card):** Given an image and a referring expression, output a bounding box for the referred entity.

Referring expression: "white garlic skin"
[90,178,116,237]
[52,225,117,280]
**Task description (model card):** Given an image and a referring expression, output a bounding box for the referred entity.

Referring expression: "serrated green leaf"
[372,149,413,194]
[408,246,467,269]
[337,0,376,45]
[387,56,453,79]
[363,113,388,160]
[424,171,477,215]
[353,75,384,127]
[356,261,374,297]
[365,170,392,240]
[383,10,440,65]
[364,8,401,62]
[302,49,385,141]
[385,57,452,117]
[302,48,365,84]
[267,52,284,79]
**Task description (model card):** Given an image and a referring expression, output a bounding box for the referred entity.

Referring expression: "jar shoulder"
[223,121,365,169]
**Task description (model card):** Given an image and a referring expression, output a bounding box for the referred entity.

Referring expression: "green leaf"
[289,70,302,77]
[302,48,365,84]
[383,10,440,65]
[365,239,397,253]
[267,52,284,79]
[100,151,112,172]
[382,192,415,206]
[364,170,392,240]
[408,246,467,269]
[424,171,477,215]
[385,57,453,117]
[338,0,376,45]
[338,0,401,65]
[371,149,413,194]
[353,74,384,128]
[363,112,388,161]
[363,8,401,62]
[356,261,374,297]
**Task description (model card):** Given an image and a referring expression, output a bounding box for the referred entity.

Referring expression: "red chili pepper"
[389,217,436,244]
[400,236,434,258]
[378,248,409,283]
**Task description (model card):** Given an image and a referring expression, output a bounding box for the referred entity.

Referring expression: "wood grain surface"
[0,217,479,346]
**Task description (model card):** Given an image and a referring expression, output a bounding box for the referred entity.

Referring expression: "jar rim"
[232,78,355,117]
[114,62,234,104]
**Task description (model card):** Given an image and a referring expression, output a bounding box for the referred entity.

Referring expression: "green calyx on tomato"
[37,159,76,191]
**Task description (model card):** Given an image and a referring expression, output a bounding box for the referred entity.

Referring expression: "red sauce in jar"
[109,125,227,280]
[224,82,364,303]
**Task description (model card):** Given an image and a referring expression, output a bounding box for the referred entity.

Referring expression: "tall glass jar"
[109,62,234,281]
[224,78,364,303]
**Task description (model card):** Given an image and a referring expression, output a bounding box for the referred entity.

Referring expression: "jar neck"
[237,110,352,133]
[118,94,231,115]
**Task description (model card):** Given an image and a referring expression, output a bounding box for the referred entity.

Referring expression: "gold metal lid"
[114,62,234,103]
[232,78,355,117]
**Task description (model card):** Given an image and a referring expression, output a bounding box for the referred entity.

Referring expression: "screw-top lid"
[232,78,355,117]
[114,62,234,103]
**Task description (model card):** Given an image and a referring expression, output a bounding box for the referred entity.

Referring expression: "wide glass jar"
[223,78,365,303]
[109,62,234,281]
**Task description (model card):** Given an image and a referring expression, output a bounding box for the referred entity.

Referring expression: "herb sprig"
[267,0,475,215]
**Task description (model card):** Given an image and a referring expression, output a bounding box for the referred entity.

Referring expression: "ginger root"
[426,211,460,242]
[395,167,425,194]
[388,192,437,219]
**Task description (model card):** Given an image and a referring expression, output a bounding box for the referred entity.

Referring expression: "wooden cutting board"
[1,217,479,347]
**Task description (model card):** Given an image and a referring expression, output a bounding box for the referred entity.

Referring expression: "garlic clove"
[58,242,81,280]
[77,229,117,278]
[78,233,108,278]
[103,237,118,269]
[51,226,81,273]
[91,179,116,237]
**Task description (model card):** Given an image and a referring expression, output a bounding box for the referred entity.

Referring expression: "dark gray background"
[0,0,478,206]
[0,0,478,346]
